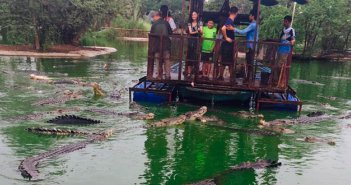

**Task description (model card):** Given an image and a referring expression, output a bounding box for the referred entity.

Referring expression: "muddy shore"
[0,44,117,59]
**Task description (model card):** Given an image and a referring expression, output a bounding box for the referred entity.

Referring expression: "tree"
[0,0,118,50]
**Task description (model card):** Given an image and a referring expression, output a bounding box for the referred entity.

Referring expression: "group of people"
[149,5,295,87]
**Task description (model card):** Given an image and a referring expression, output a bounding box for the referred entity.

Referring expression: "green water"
[0,40,350,185]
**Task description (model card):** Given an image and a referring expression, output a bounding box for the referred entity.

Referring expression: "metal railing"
[147,34,293,92]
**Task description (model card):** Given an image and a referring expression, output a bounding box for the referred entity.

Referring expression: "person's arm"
[235,23,255,35]
[169,18,177,32]
[222,25,232,43]
[188,23,198,34]
[167,22,173,35]
[290,28,296,45]
[198,21,203,35]
[210,28,218,51]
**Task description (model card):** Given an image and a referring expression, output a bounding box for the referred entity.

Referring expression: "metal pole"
[291,2,297,27]
[251,0,261,86]
[181,0,186,34]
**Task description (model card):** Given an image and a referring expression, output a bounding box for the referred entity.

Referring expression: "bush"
[111,16,150,30]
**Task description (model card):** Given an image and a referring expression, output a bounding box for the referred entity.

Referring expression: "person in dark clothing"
[160,5,177,32]
[218,6,238,81]
[150,11,173,80]
[185,11,203,79]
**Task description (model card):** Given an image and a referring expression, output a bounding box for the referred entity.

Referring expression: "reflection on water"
[0,40,350,185]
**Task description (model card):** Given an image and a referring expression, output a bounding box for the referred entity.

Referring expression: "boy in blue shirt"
[275,15,295,88]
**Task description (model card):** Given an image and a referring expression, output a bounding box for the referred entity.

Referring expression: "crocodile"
[86,108,155,120]
[338,113,351,120]
[306,111,325,117]
[32,90,83,106]
[293,79,325,86]
[260,112,351,127]
[12,107,80,121]
[297,137,336,146]
[196,115,224,124]
[189,179,216,185]
[148,115,187,127]
[259,114,332,127]
[47,115,103,125]
[205,123,280,136]
[231,111,264,119]
[226,159,281,171]
[91,82,105,96]
[19,129,113,180]
[193,115,279,136]
[32,96,71,106]
[53,79,80,85]
[146,106,208,128]
[110,88,122,99]
[30,74,51,81]
[129,101,146,110]
[189,160,281,185]
[26,127,91,136]
[184,106,208,121]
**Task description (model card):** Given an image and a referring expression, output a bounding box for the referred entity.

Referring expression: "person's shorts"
[220,42,234,65]
[201,52,214,63]
[277,53,289,66]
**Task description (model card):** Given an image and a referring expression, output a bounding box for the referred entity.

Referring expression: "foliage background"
[0,0,350,55]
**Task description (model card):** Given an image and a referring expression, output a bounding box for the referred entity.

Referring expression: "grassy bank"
[81,16,150,46]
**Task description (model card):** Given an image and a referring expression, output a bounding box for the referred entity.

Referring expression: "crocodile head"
[91,82,105,96]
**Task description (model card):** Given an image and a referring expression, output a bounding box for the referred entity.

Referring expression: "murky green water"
[0,40,350,185]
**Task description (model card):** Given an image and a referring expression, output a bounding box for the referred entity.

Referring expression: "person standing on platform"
[218,6,239,81]
[185,11,203,79]
[149,11,173,80]
[234,9,259,83]
[160,5,177,33]
[275,15,295,88]
[201,19,217,80]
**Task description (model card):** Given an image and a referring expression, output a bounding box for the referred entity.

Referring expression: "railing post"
[178,36,184,81]
[285,46,294,88]
[231,40,238,84]
[147,34,154,79]
[159,34,164,80]
[194,36,203,83]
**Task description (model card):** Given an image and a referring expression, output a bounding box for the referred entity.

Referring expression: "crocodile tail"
[47,115,102,124]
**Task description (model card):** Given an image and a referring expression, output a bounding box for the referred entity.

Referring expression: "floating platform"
[129,77,303,112]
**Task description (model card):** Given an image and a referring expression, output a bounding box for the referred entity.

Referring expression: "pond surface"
[0,40,350,185]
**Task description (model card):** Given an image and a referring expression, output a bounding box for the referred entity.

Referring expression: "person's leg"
[218,64,225,80]
[246,48,254,82]
[229,65,235,83]
[201,53,208,77]
[209,63,214,79]
[199,61,203,75]
[277,54,288,88]
[203,62,209,77]
[163,50,171,80]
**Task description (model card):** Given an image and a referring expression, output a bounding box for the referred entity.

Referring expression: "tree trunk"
[302,22,308,56]
[32,16,40,51]
[343,30,350,52]
[133,0,141,21]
